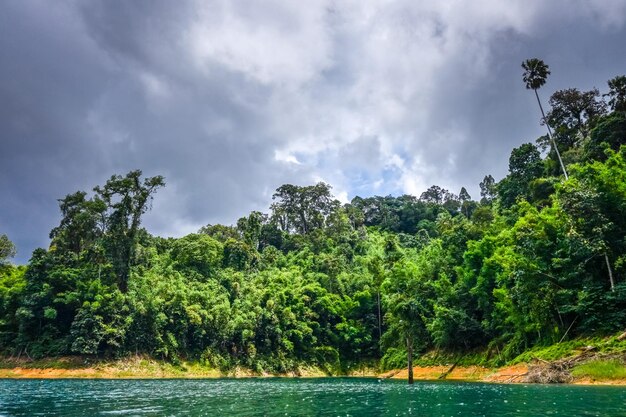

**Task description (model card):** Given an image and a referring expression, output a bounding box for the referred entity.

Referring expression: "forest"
[1,64,626,374]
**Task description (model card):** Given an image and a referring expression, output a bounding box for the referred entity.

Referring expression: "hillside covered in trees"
[1,69,626,373]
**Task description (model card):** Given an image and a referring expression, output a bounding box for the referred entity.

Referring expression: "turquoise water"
[1,378,625,416]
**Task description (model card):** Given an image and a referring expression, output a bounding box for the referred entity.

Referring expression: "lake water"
[1,378,625,416]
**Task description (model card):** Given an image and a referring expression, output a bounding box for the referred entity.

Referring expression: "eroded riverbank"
[2,356,625,385]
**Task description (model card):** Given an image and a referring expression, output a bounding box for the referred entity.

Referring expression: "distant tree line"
[1,66,625,374]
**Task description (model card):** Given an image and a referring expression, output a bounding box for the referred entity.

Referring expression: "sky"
[2,0,626,263]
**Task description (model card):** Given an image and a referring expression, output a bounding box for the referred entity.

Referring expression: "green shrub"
[572,360,626,380]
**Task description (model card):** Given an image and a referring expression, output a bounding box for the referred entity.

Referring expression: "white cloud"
[186,0,333,85]
[274,149,301,165]
[3,0,626,260]
[178,0,626,202]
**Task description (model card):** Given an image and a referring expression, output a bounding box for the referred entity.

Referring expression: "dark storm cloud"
[2,0,626,263]
[438,12,626,198]
[0,2,120,262]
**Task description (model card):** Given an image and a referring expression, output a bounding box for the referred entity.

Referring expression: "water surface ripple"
[1,378,625,416]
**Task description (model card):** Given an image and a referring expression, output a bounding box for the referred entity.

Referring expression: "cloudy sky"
[2,0,626,262]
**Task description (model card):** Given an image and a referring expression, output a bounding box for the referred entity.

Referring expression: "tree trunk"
[407,337,414,385]
[605,253,615,292]
[535,89,569,180]
[299,211,308,234]
[559,316,578,343]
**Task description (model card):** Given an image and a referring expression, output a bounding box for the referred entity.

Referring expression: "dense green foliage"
[1,73,626,372]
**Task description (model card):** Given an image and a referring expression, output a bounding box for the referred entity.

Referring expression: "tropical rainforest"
[1,64,626,374]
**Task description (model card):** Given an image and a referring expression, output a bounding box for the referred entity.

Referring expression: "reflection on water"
[1,378,625,416]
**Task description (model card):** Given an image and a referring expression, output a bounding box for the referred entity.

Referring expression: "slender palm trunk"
[605,253,615,292]
[534,89,569,180]
[407,337,414,385]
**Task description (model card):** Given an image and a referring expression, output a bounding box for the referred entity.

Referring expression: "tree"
[558,149,626,292]
[237,211,265,250]
[367,255,385,344]
[545,88,606,150]
[420,185,448,205]
[223,238,258,271]
[459,187,471,203]
[94,170,164,292]
[0,261,26,349]
[50,171,164,292]
[559,180,616,291]
[382,257,430,384]
[584,112,626,161]
[605,75,626,112]
[498,143,544,207]
[270,183,340,234]
[459,187,475,218]
[479,175,497,204]
[49,191,106,255]
[171,234,223,277]
[522,58,568,179]
[508,143,543,178]
[199,224,240,242]
[0,235,16,265]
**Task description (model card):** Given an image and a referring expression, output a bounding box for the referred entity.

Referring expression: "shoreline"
[1,357,625,385]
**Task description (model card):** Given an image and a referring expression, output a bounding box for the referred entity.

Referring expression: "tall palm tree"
[522,58,569,179]
[524,60,615,291]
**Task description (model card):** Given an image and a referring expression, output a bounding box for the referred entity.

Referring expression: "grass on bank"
[3,332,626,379]
[0,355,375,378]
[572,360,626,380]
[0,356,85,370]
[379,332,626,372]
[511,335,626,364]
[0,356,222,378]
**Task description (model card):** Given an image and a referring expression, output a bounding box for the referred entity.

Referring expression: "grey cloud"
[2,0,626,263]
